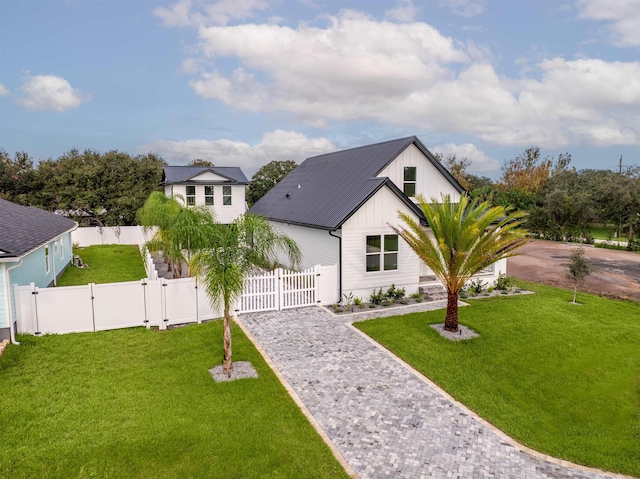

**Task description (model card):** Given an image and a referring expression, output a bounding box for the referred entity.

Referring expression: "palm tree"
[137,192,216,277]
[190,214,301,375]
[392,194,528,332]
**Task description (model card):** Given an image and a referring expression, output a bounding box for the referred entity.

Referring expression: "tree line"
[441,147,640,250]
[0,148,165,226]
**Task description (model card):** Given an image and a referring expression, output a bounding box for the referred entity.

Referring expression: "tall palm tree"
[190,214,301,375]
[137,192,216,277]
[393,194,528,332]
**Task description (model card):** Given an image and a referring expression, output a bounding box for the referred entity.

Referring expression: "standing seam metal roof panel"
[249,136,461,229]
[162,166,249,184]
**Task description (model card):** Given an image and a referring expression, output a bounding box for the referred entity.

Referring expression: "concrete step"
[419,283,448,302]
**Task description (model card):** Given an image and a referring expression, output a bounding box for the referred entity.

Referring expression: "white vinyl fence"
[15,264,339,336]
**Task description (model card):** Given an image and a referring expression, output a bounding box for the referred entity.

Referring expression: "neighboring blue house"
[0,199,77,342]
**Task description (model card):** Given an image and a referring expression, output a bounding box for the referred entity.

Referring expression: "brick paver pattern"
[240,304,623,479]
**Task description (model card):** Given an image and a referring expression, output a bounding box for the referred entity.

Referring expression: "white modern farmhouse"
[249,136,506,301]
[162,166,249,223]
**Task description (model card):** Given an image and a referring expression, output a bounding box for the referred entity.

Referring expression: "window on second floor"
[186,185,196,206]
[205,185,214,205]
[223,185,232,206]
[404,166,416,197]
[366,234,398,272]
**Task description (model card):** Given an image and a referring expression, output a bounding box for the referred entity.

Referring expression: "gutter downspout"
[4,259,23,345]
[328,230,342,301]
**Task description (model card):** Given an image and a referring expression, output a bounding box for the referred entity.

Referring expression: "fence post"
[89,283,96,332]
[159,278,168,330]
[141,279,149,329]
[195,277,201,324]
[315,264,321,306]
[276,268,283,311]
[29,282,40,335]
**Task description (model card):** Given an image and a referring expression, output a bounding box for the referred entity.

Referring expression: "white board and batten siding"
[376,143,461,202]
[167,183,246,224]
[341,186,421,300]
[269,222,340,271]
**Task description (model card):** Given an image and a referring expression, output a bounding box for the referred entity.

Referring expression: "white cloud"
[154,0,269,27]
[0,84,10,96]
[386,0,419,22]
[137,130,335,175]
[161,7,640,149]
[439,0,486,17]
[577,0,640,47]
[432,143,500,174]
[18,74,90,112]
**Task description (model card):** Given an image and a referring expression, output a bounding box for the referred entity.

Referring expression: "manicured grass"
[57,245,147,286]
[590,225,624,241]
[0,321,348,479]
[355,281,640,477]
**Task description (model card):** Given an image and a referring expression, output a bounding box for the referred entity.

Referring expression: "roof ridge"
[306,135,416,160]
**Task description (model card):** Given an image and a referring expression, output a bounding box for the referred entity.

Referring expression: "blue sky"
[1,0,639,178]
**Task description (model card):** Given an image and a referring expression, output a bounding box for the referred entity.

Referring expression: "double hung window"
[223,185,232,205]
[186,185,196,206]
[205,186,214,205]
[403,166,416,197]
[366,235,398,272]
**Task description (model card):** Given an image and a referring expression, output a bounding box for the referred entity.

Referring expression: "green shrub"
[385,284,406,300]
[369,288,385,305]
[495,272,512,291]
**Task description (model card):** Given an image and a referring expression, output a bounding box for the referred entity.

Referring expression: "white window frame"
[45,246,50,274]
[185,185,196,206]
[366,234,398,272]
[403,166,416,197]
[222,185,232,206]
[204,185,214,206]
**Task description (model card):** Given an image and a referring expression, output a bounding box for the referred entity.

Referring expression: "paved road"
[240,305,628,479]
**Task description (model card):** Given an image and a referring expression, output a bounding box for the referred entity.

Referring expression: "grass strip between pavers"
[355,280,640,478]
[0,321,349,479]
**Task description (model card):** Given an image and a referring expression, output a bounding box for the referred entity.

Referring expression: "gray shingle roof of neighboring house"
[0,199,77,258]
[162,166,249,184]
[248,136,464,230]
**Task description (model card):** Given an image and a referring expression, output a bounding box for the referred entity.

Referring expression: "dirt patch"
[507,240,640,302]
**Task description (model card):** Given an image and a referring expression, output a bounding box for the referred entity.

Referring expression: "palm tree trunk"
[444,290,459,332]
[222,303,233,376]
[573,286,577,304]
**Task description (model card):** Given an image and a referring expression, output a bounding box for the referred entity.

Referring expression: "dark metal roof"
[249,136,463,230]
[162,166,249,184]
[0,199,77,258]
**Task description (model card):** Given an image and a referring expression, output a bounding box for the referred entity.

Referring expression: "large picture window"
[223,185,232,205]
[205,185,214,205]
[403,166,416,197]
[366,234,398,272]
[186,185,196,206]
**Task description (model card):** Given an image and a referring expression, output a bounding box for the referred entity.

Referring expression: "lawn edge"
[235,314,359,479]
[348,322,638,479]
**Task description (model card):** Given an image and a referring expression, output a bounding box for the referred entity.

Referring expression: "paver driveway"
[240,304,628,479]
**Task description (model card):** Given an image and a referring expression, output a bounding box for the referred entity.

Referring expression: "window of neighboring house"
[54,240,58,256]
[366,234,398,272]
[186,185,196,206]
[404,166,416,197]
[223,185,232,205]
[45,246,50,273]
[205,185,214,205]
[60,239,64,260]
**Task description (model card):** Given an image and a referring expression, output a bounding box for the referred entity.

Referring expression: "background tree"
[188,159,215,167]
[247,160,298,206]
[498,147,571,194]
[0,150,42,205]
[190,214,301,375]
[393,194,528,332]
[435,153,472,190]
[565,247,591,304]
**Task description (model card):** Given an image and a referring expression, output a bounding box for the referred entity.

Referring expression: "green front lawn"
[0,322,348,479]
[57,245,147,286]
[355,282,640,477]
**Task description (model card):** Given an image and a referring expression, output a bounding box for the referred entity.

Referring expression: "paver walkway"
[240,304,628,479]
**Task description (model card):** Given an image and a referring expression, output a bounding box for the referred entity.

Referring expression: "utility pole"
[619,155,623,174]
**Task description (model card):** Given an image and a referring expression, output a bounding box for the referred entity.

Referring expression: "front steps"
[419,282,448,302]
